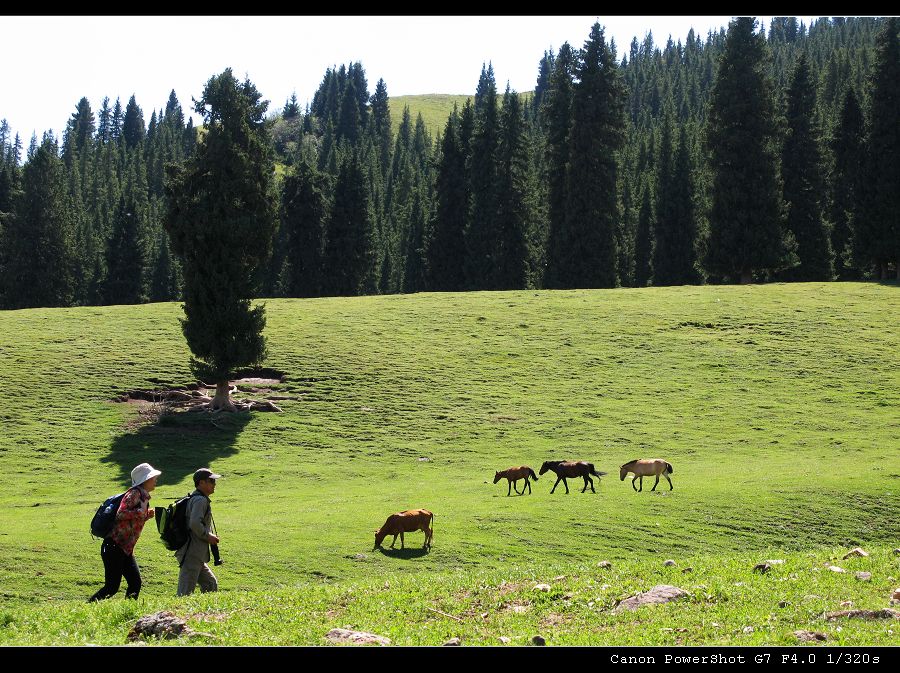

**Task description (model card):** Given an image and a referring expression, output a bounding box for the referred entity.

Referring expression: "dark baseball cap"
[193,468,222,484]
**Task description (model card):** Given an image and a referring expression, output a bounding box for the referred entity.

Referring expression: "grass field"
[0,282,897,645]
[389,92,534,139]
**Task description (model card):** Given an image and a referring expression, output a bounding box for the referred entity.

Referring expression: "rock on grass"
[127,611,210,641]
[613,585,689,613]
[843,547,869,559]
[325,628,391,645]
[824,609,900,621]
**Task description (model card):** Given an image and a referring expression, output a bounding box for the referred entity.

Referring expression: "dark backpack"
[90,491,127,539]
[155,493,193,551]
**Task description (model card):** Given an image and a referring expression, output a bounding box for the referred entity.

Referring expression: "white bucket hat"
[131,462,162,487]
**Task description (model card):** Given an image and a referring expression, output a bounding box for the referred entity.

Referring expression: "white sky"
[2,15,819,143]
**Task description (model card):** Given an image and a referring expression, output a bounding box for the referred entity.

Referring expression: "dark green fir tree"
[164,69,278,411]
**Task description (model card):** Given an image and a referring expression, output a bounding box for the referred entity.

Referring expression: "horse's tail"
[665,462,673,474]
[590,464,607,477]
[529,468,538,481]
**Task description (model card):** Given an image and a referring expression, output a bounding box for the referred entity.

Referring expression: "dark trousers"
[88,538,142,601]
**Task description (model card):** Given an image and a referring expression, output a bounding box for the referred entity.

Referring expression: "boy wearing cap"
[89,462,160,601]
[176,467,221,596]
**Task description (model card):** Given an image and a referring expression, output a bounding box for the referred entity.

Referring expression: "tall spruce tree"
[559,23,627,288]
[495,87,536,289]
[466,64,501,290]
[122,95,146,149]
[164,69,278,411]
[655,113,702,285]
[104,192,147,304]
[541,42,576,289]
[857,17,900,279]
[402,188,428,293]
[634,181,653,286]
[829,86,865,279]
[428,105,469,291]
[281,158,330,297]
[3,137,76,308]
[322,149,377,296]
[705,17,794,284]
[370,78,393,180]
[780,52,833,281]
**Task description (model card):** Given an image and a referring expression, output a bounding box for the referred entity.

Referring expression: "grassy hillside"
[389,92,534,139]
[0,283,897,645]
[389,94,470,138]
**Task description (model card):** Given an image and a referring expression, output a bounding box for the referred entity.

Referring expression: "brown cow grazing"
[539,460,608,494]
[493,466,539,495]
[374,509,434,550]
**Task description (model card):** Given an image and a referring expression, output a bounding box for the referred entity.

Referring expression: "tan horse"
[619,458,674,492]
[493,465,538,495]
[539,461,607,494]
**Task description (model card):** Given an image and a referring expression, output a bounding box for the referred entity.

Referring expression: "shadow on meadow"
[103,410,250,489]
[375,547,430,559]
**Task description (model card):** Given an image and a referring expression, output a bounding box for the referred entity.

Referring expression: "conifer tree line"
[1,17,898,310]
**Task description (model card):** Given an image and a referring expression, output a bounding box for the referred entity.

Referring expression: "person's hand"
[208,534,220,544]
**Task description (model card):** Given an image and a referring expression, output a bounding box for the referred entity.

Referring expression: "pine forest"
[1,17,898,312]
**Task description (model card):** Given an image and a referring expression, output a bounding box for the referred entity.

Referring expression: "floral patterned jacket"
[109,485,154,555]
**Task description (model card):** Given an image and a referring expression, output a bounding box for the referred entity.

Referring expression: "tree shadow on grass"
[375,546,430,560]
[103,409,250,493]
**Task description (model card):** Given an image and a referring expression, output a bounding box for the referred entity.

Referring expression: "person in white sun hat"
[89,462,161,601]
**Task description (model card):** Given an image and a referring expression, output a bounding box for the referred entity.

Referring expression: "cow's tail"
[665,462,673,474]
[529,468,538,481]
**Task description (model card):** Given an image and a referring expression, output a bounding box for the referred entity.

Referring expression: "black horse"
[539,460,607,494]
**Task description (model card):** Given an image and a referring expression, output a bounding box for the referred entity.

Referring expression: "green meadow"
[0,282,897,645]
[390,94,471,137]
[389,93,533,138]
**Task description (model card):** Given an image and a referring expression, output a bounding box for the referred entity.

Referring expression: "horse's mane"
[621,459,640,467]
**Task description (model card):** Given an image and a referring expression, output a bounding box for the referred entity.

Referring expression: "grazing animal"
[493,466,539,496]
[374,509,434,550]
[539,461,607,494]
[619,458,674,492]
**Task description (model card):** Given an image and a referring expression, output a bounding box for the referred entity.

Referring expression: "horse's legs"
[525,478,532,495]
[514,479,523,495]
[665,474,673,490]
[390,534,398,548]
[563,477,569,494]
[651,474,660,491]
[550,477,560,494]
[632,475,638,491]
[400,531,405,549]
[507,480,513,496]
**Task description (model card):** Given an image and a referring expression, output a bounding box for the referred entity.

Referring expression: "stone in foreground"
[613,585,689,613]
[325,628,391,646]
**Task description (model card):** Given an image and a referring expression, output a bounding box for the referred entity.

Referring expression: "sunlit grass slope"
[389,92,533,138]
[0,282,897,644]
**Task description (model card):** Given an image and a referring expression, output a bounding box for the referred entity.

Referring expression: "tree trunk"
[740,269,753,284]
[210,381,237,412]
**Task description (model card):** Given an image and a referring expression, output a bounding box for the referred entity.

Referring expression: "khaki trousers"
[177,559,218,596]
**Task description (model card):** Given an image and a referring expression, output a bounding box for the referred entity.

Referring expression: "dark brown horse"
[493,466,538,495]
[539,461,607,494]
